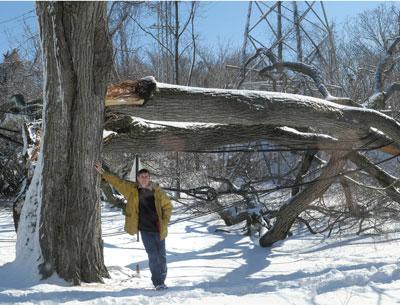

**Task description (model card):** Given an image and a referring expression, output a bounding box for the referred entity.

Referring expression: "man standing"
[95,162,173,290]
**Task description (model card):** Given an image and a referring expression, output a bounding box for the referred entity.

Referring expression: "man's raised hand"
[94,161,104,175]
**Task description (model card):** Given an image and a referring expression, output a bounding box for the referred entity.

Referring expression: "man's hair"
[137,168,150,177]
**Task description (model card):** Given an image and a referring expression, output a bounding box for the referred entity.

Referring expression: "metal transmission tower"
[235,1,339,97]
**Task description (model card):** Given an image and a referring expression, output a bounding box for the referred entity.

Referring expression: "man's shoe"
[155,284,168,290]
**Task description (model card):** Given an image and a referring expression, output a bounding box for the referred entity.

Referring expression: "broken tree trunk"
[106,78,400,148]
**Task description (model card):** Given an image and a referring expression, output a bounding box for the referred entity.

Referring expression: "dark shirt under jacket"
[138,187,159,232]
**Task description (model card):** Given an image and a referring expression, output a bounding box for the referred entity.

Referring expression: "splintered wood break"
[106,81,144,106]
[105,96,144,106]
[105,77,157,107]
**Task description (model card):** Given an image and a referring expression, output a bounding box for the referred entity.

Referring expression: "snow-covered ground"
[1,204,400,305]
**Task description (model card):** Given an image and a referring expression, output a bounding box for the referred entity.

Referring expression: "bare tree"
[337,3,400,106]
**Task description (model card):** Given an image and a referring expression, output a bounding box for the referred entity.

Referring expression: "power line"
[0,10,35,26]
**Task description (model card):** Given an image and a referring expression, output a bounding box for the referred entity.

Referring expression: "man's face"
[138,172,150,188]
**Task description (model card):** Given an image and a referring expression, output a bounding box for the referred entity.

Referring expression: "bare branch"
[128,15,174,57]
[365,36,400,109]
[178,2,195,39]
[187,2,196,86]
[260,62,358,107]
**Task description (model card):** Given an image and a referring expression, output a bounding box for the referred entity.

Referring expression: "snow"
[278,126,338,141]
[141,76,156,83]
[128,116,219,129]
[13,154,44,285]
[1,203,400,304]
[103,130,117,138]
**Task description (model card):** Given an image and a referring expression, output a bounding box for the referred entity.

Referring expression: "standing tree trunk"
[293,2,303,62]
[16,2,112,285]
[174,0,180,85]
[277,1,283,61]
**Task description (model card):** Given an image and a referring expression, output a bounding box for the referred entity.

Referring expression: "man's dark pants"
[140,231,167,287]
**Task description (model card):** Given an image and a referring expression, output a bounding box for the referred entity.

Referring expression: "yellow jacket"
[102,171,173,240]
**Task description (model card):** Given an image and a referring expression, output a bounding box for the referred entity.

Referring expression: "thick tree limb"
[105,78,400,149]
[259,62,358,107]
[348,152,400,203]
[103,115,400,157]
[104,117,338,154]
[259,152,346,247]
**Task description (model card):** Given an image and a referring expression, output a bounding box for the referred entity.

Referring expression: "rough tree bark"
[291,150,316,196]
[16,2,112,284]
[339,177,361,217]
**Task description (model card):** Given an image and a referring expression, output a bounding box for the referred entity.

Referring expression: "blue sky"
[0,1,395,59]
[0,1,36,57]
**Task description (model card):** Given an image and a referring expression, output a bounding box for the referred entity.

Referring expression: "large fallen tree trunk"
[106,78,400,146]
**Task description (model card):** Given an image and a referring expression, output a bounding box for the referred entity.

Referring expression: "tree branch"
[128,15,174,57]
[348,151,400,204]
[365,36,400,109]
[178,2,195,39]
[259,61,358,107]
